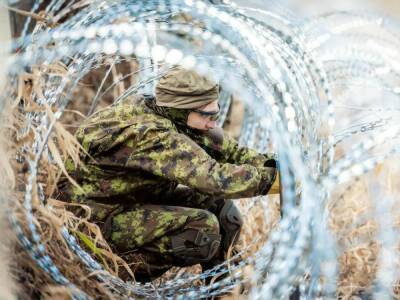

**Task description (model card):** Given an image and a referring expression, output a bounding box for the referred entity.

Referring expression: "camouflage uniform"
[59,94,278,281]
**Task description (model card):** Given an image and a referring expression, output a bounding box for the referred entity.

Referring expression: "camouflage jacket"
[63,95,277,220]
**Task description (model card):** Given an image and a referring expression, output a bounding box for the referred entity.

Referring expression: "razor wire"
[2,0,400,298]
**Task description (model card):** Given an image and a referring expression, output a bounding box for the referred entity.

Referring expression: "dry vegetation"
[329,161,400,299]
[8,61,139,299]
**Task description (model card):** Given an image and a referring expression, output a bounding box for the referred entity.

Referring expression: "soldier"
[58,67,280,282]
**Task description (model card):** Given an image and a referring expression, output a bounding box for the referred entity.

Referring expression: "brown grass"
[0,96,18,299]
[6,59,140,299]
[329,159,400,298]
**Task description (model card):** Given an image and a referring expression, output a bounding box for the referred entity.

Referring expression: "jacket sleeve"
[127,129,276,199]
[194,128,278,170]
[220,134,277,168]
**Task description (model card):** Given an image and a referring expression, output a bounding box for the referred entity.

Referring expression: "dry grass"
[0,100,18,300]
[329,159,400,298]
[6,60,140,299]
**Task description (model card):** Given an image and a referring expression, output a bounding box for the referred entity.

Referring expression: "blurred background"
[234,0,400,19]
[2,0,400,42]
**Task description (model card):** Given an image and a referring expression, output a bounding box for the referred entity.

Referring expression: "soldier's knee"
[218,199,243,250]
[170,211,221,265]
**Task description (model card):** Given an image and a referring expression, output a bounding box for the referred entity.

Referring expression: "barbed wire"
[3,0,400,298]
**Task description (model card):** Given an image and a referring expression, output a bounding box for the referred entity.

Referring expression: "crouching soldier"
[57,67,280,282]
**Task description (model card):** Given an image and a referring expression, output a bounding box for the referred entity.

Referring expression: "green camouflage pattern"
[110,203,219,253]
[65,95,276,208]
[60,95,277,277]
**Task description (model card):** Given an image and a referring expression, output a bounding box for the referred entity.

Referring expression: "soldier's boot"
[201,199,243,285]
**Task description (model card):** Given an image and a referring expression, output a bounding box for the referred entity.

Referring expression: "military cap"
[155,67,219,109]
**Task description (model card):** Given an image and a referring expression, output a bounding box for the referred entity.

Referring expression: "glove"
[258,158,279,195]
[268,170,280,195]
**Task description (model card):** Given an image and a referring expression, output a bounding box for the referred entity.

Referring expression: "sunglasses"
[191,104,220,121]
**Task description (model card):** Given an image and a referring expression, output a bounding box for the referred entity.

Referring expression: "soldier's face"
[187,100,219,131]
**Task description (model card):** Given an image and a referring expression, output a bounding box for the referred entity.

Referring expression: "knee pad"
[219,199,243,251]
[170,229,221,266]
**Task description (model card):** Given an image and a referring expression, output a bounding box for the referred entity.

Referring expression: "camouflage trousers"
[107,187,243,282]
